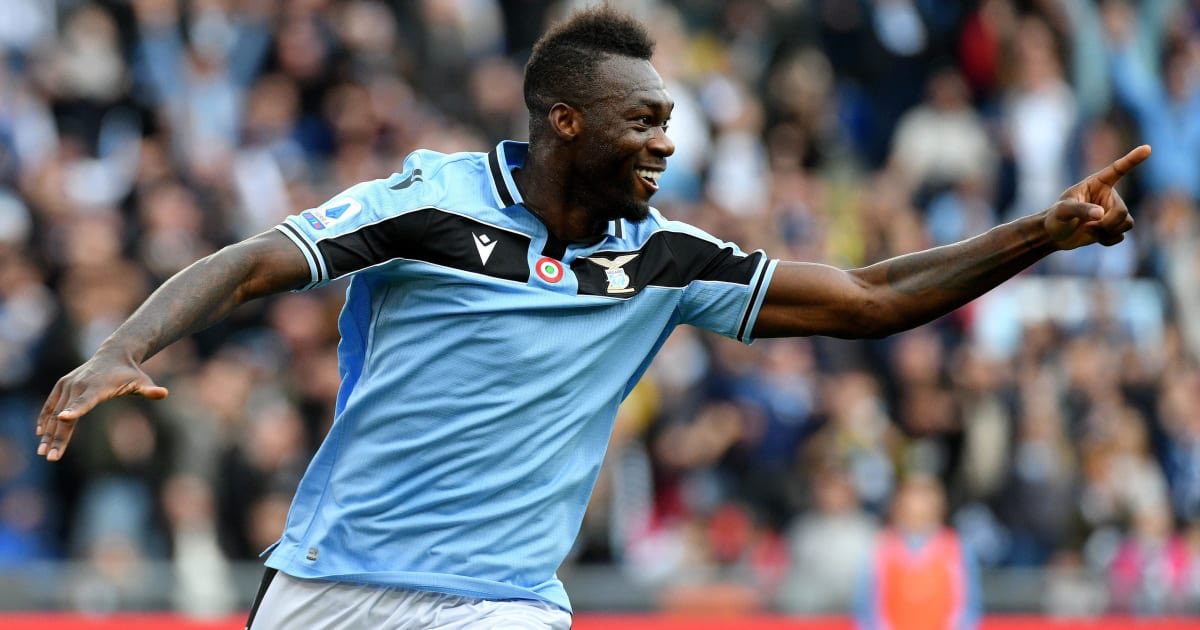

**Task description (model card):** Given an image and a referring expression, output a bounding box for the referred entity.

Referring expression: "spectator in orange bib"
[855,474,981,630]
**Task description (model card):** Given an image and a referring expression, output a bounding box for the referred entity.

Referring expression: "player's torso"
[267,143,769,606]
[339,196,683,432]
[279,186,683,602]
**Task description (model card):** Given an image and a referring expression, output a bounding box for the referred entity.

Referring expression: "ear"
[547,103,583,142]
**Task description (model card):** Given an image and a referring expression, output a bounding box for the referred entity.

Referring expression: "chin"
[624,199,651,222]
[607,198,650,223]
[582,187,651,224]
[574,168,653,223]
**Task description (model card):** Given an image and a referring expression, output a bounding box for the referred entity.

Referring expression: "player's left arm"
[752,145,1150,339]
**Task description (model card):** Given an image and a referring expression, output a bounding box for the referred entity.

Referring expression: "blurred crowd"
[1,0,1200,618]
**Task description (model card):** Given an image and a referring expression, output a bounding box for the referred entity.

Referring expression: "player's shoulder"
[623,206,729,248]
[333,149,492,216]
[381,148,488,194]
[392,148,491,185]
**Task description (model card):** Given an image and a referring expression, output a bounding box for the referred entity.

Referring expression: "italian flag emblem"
[535,256,564,283]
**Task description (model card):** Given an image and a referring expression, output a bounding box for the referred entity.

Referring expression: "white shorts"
[246,570,572,629]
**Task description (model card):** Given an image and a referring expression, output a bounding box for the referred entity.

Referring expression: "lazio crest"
[586,253,639,294]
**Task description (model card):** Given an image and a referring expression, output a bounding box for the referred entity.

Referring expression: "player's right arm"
[753,145,1149,339]
[36,229,310,462]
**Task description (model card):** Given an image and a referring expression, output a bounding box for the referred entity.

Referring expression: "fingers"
[138,383,170,400]
[43,414,79,462]
[1094,215,1135,247]
[1106,216,1135,241]
[1094,144,1151,186]
[36,379,65,439]
[1048,199,1135,249]
[1096,197,1129,232]
[36,371,169,462]
[37,381,80,457]
[1060,202,1105,223]
[1080,202,1104,222]
[40,385,97,461]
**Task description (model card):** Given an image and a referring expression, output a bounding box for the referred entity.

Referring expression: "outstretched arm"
[753,145,1151,339]
[36,229,311,461]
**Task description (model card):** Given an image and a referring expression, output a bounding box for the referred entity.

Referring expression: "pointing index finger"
[1095,144,1151,186]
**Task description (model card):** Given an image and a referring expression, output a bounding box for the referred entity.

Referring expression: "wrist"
[1024,212,1059,253]
[94,341,143,365]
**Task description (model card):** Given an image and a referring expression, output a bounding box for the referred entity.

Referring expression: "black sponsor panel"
[418,211,530,281]
[572,251,654,298]
[571,231,763,299]
[317,208,530,282]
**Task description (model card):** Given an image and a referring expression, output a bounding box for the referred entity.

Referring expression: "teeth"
[636,169,661,181]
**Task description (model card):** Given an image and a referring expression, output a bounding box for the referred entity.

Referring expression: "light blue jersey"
[265,140,778,611]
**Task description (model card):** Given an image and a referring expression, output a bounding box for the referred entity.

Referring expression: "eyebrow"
[625,98,674,113]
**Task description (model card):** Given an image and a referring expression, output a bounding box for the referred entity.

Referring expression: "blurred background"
[0,0,1198,624]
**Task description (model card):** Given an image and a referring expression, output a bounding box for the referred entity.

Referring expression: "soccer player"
[36,7,1147,629]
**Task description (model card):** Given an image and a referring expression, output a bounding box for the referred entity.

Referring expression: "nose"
[648,127,675,158]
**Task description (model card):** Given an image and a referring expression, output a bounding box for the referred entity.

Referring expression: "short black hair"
[523,6,655,136]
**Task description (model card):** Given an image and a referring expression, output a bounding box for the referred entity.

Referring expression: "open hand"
[36,352,168,462]
[1044,145,1151,250]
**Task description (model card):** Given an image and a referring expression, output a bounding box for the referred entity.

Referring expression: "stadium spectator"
[855,474,981,630]
[777,464,877,614]
[1104,0,1200,200]
[1109,502,1193,614]
[1005,15,1076,220]
[1160,364,1200,523]
[887,67,996,195]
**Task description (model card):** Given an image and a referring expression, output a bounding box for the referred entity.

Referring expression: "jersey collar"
[487,141,526,208]
[487,140,624,240]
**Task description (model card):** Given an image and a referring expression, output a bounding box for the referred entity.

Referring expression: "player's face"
[572,57,675,223]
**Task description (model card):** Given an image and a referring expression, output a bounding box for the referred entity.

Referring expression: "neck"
[514,144,608,244]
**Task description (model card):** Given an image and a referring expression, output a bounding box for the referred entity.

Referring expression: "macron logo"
[473,232,497,266]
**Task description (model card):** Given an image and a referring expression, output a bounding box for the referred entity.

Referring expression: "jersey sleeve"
[274,153,435,289]
[658,213,778,344]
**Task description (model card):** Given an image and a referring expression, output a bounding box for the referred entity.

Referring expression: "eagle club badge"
[586,253,639,294]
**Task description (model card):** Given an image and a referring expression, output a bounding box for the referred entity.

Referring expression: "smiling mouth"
[636,168,662,193]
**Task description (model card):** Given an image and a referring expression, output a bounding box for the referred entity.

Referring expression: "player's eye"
[637,115,668,132]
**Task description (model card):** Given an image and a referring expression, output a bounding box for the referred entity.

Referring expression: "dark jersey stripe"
[315,208,530,282]
[736,260,769,341]
[570,231,763,299]
[541,233,568,259]
[279,221,326,282]
[389,169,423,190]
[244,567,278,629]
[488,150,516,207]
